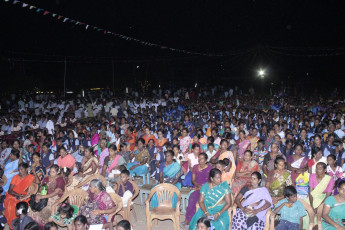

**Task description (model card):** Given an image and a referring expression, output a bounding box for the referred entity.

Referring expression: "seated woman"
[31,152,47,182]
[2,149,21,194]
[98,139,109,170]
[79,146,99,179]
[184,153,213,226]
[232,150,259,195]
[236,130,251,160]
[79,179,117,227]
[102,144,126,178]
[286,144,308,186]
[322,179,345,230]
[232,172,273,230]
[303,162,335,229]
[183,143,202,187]
[150,150,183,208]
[189,168,232,230]
[126,138,150,176]
[308,146,327,174]
[216,140,236,177]
[216,159,232,185]
[262,142,286,178]
[4,163,36,229]
[57,147,77,174]
[265,156,293,204]
[29,165,66,229]
[327,154,344,181]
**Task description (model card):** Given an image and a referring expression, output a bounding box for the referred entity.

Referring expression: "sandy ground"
[123,198,187,230]
[119,177,188,230]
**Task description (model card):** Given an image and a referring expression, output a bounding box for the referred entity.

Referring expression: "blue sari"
[2,159,19,195]
[126,149,149,176]
[150,162,182,209]
[189,182,231,230]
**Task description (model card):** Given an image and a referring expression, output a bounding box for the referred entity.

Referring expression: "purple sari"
[232,187,272,230]
[185,164,213,223]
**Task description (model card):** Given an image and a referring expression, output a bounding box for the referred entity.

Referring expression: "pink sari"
[91,133,99,155]
[237,139,251,159]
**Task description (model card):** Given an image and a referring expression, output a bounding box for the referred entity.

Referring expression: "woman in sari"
[67,147,99,191]
[102,144,125,177]
[98,139,109,171]
[29,165,65,229]
[218,140,236,183]
[79,146,99,178]
[232,150,259,195]
[303,162,335,229]
[189,168,232,230]
[90,127,99,156]
[126,138,150,176]
[286,144,308,186]
[142,127,157,145]
[184,153,213,226]
[31,152,46,182]
[265,156,293,204]
[150,150,183,208]
[308,146,327,174]
[322,179,345,230]
[4,162,36,229]
[2,149,20,194]
[156,129,168,152]
[236,130,251,160]
[57,147,77,173]
[262,142,286,177]
[180,128,192,156]
[232,172,273,230]
[79,179,116,226]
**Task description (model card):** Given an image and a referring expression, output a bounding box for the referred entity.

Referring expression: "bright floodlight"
[258,69,265,78]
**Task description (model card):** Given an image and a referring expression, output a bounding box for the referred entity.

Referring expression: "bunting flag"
[2,0,224,57]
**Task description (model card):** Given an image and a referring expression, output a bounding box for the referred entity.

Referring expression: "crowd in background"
[0,87,345,230]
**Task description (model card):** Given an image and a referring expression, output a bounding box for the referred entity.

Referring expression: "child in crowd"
[216,159,232,185]
[116,220,132,230]
[205,143,216,161]
[273,186,307,230]
[196,217,212,230]
[44,222,58,230]
[333,140,345,168]
[74,215,88,230]
[327,154,343,181]
[12,202,36,230]
[114,170,134,207]
[253,139,268,166]
[50,203,78,230]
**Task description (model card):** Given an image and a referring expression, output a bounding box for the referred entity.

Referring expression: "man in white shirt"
[46,116,55,135]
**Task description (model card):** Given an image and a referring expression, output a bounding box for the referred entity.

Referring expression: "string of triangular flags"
[3,0,224,57]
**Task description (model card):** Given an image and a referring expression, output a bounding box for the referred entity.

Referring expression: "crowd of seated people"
[0,89,345,230]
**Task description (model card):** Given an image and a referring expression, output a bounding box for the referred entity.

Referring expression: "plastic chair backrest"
[148,183,181,208]
[67,189,89,206]
[76,174,107,188]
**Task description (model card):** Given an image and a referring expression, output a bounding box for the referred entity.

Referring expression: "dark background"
[1,0,345,93]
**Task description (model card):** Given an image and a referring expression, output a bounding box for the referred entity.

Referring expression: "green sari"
[189,182,231,230]
[322,196,345,230]
[268,170,292,198]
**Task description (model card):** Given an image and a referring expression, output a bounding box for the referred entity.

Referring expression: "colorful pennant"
[2,0,223,57]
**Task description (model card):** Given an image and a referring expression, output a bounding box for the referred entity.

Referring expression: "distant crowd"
[0,88,345,230]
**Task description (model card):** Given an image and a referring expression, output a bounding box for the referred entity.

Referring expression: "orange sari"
[4,174,35,229]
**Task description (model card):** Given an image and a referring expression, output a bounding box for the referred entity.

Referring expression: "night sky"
[1,0,345,92]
